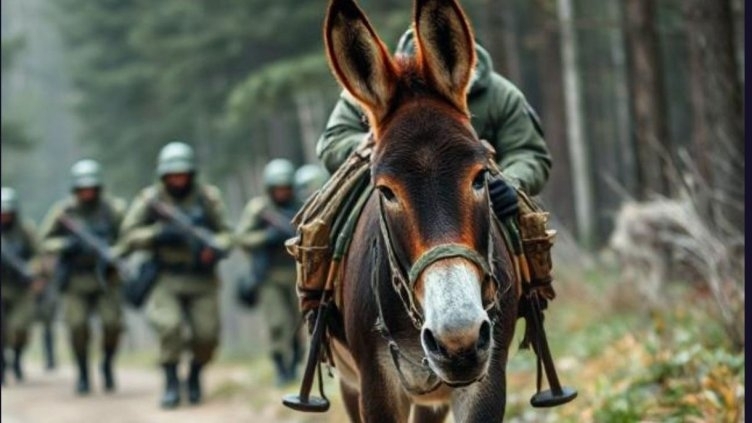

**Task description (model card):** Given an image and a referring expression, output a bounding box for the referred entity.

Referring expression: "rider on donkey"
[305,26,572,408]
[318,28,550,200]
[317,28,553,298]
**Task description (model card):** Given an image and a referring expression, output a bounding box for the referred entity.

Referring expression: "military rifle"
[147,198,228,258]
[57,214,132,287]
[0,236,34,285]
[259,208,296,238]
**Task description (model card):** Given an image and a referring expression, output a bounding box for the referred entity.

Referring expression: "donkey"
[323,0,519,421]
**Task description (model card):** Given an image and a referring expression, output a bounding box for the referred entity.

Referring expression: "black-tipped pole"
[529,293,578,408]
[282,295,331,413]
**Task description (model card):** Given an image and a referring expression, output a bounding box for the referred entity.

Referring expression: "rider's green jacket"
[1,218,42,297]
[315,30,552,196]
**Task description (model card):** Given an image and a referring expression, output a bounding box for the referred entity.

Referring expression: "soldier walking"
[1,187,45,386]
[236,159,302,386]
[118,141,232,408]
[38,160,126,394]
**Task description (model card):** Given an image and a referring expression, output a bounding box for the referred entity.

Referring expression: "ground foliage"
[503,267,744,423]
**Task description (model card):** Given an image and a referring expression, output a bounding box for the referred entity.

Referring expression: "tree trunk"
[683,0,744,239]
[557,0,595,248]
[532,0,575,231]
[729,0,744,86]
[623,0,671,199]
[606,0,637,198]
[484,0,523,84]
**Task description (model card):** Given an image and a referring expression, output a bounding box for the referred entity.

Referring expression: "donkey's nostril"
[422,328,442,355]
[476,320,491,351]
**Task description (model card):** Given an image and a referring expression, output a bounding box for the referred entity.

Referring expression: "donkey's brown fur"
[324,0,519,421]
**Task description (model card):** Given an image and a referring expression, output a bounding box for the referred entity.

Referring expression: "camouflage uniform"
[236,159,302,385]
[1,217,41,384]
[316,29,551,196]
[118,145,232,408]
[39,192,126,393]
[34,257,58,371]
[119,182,231,366]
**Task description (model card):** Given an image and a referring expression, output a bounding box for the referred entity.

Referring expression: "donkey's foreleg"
[450,334,510,423]
[411,404,450,423]
[340,380,363,423]
[450,367,507,422]
[358,365,411,423]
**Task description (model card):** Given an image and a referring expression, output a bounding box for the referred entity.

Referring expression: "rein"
[370,239,442,395]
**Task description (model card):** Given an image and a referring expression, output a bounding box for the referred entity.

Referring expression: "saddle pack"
[285,139,374,318]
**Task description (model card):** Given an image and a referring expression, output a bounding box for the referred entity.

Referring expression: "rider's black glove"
[488,175,519,220]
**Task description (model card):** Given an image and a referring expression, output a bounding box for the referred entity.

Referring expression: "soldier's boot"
[43,324,56,371]
[1,350,5,386]
[288,337,302,381]
[101,347,116,392]
[12,346,24,382]
[186,360,204,405]
[74,351,91,395]
[160,363,180,409]
[272,353,290,387]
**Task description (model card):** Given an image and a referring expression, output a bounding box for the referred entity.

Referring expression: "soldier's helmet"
[263,159,295,188]
[157,142,196,176]
[70,159,103,189]
[1,187,19,214]
[294,164,327,199]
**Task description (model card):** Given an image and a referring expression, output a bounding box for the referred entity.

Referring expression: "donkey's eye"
[378,186,397,202]
[472,170,488,190]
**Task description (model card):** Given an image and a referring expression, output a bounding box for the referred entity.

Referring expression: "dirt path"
[1,361,346,423]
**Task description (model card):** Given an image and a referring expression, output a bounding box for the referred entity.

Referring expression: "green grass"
[503,266,745,423]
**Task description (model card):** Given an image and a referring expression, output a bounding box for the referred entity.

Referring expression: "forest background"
[1,1,745,421]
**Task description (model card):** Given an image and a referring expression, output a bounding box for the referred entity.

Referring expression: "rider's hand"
[488,175,519,220]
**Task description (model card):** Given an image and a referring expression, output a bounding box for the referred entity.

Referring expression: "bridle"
[369,155,511,394]
[375,188,500,330]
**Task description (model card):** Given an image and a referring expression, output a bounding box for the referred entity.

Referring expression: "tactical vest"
[62,200,118,271]
[1,223,32,284]
[147,187,216,273]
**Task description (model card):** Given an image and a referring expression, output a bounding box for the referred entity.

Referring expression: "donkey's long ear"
[325,0,397,124]
[414,0,476,113]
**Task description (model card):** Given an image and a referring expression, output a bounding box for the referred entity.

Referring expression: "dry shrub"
[607,190,744,350]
